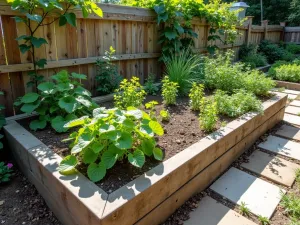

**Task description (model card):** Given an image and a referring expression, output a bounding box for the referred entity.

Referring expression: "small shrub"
[199,97,218,132]
[286,43,300,54]
[0,162,13,183]
[59,107,164,182]
[114,76,146,109]
[242,70,275,96]
[189,83,204,111]
[96,46,123,96]
[214,90,262,117]
[258,40,285,63]
[275,64,300,82]
[268,60,289,78]
[145,101,158,119]
[161,76,179,105]
[144,74,159,95]
[258,215,270,225]
[14,70,97,132]
[239,202,250,217]
[282,51,296,62]
[239,44,257,59]
[242,54,267,69]
[160,110,170,122]
[164,49,203,95]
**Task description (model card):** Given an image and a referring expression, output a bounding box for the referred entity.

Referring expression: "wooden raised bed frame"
[4,92,287,225]
[276,80,300,91]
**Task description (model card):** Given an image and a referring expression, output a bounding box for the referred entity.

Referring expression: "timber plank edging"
[4,92,287,225]
[276,80,300,91]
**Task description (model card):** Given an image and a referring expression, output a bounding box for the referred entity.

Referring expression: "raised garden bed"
[4,92,287,225]
[275,80,300,91]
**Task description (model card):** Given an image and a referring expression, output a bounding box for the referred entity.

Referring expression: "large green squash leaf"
[59,96,79,113]
[59,155,78,174]
[21,93,40,103]
[87,162,106,182]
[128,150,145,168]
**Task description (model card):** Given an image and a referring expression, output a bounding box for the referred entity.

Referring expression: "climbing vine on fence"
[7,0,103,91]
[121,0,242,60]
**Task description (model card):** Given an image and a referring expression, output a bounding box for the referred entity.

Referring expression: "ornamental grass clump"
[14,70,97,132]
[114,76,146,109]
[59,107,164,182]
[164,49,203,96]
[189,82,204,111]
[162,76,179,105]
[214,90,263,117]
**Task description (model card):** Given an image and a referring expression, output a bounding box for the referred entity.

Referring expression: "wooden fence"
[284,27,300,44]
[0,2,284,117]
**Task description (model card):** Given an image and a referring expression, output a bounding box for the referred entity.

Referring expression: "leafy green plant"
[258,215,270,225]
[281,191,300,220]
[96,46,123,95]
[160,109,170,122]
[0,162,13,183]
[274,64,300,82]
[199,97,218,132]
[9,0,103,91]
[144,74,159,96]
[242,54,268,69]
[161,76,179,105]
[204,51,275,96]
[239,202,250,217]
[164,49,203,95]
[214,90,262,117]
[145,101,158,119]
[15,70,96,132]
[295,168,300,184]
[0,91,5,150]
[258,40,294,63]
[239,44,258,59]
[268,60,289,78]
[189,82,204,111]
[286,43,300,54]
[114,77,146,109]
[59,107,164,182]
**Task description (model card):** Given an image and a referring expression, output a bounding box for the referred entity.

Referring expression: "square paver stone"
[284,114,300,126]
[258,135,300,160]
[184,196,256,225]
[290,100,300,107]
[285,106,300,115]
[283,89,300,95]
[210,168,285,218]
[287,94,298,100]
[276,124,300,141]
[241,150,300,187]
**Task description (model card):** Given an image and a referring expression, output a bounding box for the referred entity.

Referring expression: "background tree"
[288,0,300,26]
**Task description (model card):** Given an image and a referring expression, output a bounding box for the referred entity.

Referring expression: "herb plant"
[15,70,97,132]
[145,101,159,119]
[160,109,170,122]
[274,64,300,82]
[161,76,179,105]
[114,77,146,109]
[59,107,164,182]
[144,74,159,96]
[199,97,218,132]
[239,44,267,68]
[0,91,5,150]
[214,90,262,118]
[286,43,300,54]
[280,191,300,220]
[9,0,103,91]
[189,83,204,111]
[0,162,13,183]
[239,202,250,217]
[164,50,203,95]
[258,215,270,225]
[96,46,123,95]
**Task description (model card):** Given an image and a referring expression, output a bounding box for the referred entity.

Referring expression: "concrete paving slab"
[241,150,300,187]
[283,89,300,95]
[258,135,300,160]
[184,196,256,225]
[210,168,285,219]
[285,106,300,115]
[284,114,300,126]
[276,124,300,141]
[287,94,298,100]
[290,100,300,107]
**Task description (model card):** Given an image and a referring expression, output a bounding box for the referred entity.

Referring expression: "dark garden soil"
[0,168,62,225]
[19,95,233,193]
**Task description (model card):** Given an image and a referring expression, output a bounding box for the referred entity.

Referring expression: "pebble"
[0,200,4,206]
[16,190,20,193]
[176,139,181,144]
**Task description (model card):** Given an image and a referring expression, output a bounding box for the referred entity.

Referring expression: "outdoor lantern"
[230,1,250,20]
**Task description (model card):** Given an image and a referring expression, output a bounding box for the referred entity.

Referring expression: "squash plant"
[8,0,103,91]
[15,70,97,132]
[59,107,164,182]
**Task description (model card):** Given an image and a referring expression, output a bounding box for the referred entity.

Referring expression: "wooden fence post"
[280,22,286,42]
[246,16,254,45]
[261,20,269,40]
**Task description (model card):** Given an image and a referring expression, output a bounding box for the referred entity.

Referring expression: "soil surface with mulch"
[19,95,233,193]
[0,168,62,225]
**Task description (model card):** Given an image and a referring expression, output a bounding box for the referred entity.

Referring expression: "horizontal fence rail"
[0,1,284,117]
